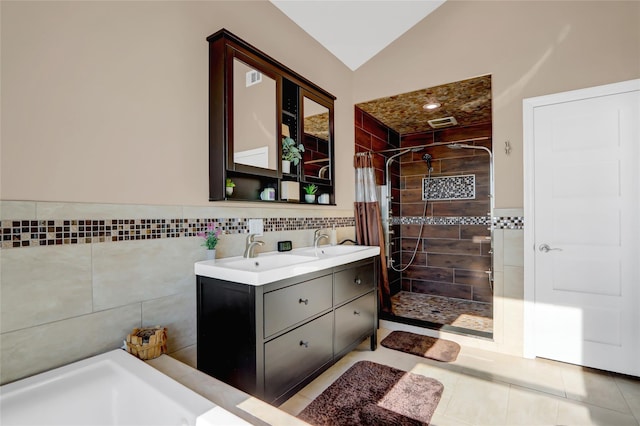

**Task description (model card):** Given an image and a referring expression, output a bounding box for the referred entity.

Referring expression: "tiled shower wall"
[400,124,493,302]
[0,200,354,384]
[354,106,402,288]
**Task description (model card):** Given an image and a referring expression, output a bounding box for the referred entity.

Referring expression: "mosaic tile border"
[493,216,525,230]
[391,216,524,229]
[1,216,355,249]
[423,174,476,201]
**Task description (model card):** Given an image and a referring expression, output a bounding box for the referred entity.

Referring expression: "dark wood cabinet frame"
[207,29,336,203]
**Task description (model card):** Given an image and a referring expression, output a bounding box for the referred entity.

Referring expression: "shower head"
[447,143,493,158]
[447,143,467,149]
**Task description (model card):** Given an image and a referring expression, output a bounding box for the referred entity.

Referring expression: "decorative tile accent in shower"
[0,216,355,249]
[392,216,490,226]
[422,174,476,201]
[390,215,524,229]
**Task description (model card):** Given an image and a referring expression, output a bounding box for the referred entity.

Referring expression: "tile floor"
[391,291,494,334]
[276,327,640,426]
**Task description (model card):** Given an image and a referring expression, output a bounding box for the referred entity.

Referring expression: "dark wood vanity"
[196,258,377,405]
[207,29,336,204]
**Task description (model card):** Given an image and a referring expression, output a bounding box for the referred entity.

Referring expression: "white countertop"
[194,245,380,286]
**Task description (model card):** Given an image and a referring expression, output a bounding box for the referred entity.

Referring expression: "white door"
[524,80,639,376]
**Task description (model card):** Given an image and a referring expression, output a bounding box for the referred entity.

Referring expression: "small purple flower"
[200,223,222,250]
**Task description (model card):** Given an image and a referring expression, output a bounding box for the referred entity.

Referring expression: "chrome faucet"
[314,229,329,250]
[243,234,264,258]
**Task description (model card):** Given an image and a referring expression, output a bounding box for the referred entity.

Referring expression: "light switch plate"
[249,219,264,236]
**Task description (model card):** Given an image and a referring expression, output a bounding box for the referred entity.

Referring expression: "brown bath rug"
[297,360,443,426]
[381,331,461,362]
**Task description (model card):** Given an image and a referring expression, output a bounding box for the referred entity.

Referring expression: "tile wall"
[400,124,493,302]
[354,106,402,290]
[492,208,525,355]
[0,200,355,384]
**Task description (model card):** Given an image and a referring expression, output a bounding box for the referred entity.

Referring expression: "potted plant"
[225,178,235,196]
[303,183,318,203]
[282,136,304,174]
[197,223,222,261]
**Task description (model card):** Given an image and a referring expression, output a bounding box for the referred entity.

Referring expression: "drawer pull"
[299,340,309,348]
[298,298,309,305]
[354,278,362,285]
[353,311,361,316]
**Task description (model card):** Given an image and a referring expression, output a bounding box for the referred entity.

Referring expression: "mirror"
[232,58,277,170]
[207,29,336,202]
[302,96,331,180]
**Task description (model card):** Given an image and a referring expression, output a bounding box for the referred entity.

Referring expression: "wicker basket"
[125,326,167,360]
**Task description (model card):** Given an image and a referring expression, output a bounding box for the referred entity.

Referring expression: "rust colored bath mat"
[381,331,461,362]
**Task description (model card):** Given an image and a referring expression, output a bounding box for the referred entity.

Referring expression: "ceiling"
[270,0,446,71]
[356,75,492,136]
[270,0,492,136]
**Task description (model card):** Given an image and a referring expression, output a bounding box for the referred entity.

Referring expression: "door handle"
[538,243,562,253]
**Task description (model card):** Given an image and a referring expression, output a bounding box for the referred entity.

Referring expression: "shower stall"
[356,110,494,338]
[373,134,495,338]
[354,75,493,338]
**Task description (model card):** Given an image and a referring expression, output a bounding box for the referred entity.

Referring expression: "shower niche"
[355,74,494,338]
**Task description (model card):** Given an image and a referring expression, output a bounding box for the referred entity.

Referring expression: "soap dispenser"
[330,225,337,246]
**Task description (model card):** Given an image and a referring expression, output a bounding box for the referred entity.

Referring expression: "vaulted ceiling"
[270,1,491,136]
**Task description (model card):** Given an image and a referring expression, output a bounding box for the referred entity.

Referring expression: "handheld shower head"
[422,153,433,172]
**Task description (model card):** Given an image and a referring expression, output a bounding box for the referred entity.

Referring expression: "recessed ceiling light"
[423,102,441,110]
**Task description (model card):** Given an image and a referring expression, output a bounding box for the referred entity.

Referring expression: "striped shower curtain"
[354,152,391,312]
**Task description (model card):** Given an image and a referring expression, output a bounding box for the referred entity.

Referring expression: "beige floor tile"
[179,327,640,426]
[444,374,510,425]
[429,412,473,426]
[506,385,559,425]
[616,375,640,421]
[561,366,632,413]
[277,394,313,416]
[556,398,639,426]
[454,347,565,397]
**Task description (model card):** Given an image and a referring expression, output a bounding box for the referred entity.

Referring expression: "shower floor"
[390,291,493,334]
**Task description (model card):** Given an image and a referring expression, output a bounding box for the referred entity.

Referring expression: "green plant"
[225,178,235,188]
[282,136,304,166]
[303,183,318,195]
[198,223,222,250]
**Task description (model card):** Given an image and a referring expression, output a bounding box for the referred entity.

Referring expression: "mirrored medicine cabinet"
[207,29,336,204]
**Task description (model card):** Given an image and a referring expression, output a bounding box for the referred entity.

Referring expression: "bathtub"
[0,349,249,426]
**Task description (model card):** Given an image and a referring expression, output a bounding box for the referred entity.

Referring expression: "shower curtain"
[354,152,391,312]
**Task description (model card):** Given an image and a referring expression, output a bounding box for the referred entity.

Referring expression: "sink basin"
[219,254,315,271]
[195,245,380,286]
[295,245,369,258]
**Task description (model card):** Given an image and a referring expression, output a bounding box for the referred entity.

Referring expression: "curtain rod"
[368,136,490,155]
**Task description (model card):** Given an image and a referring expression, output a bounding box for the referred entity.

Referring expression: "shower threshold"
[384,291,493,339]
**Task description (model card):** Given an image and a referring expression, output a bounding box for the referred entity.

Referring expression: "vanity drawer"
[263,274,332,337]
[264,312,333,401]
[334,261,374,304]
[334,291,376,355]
